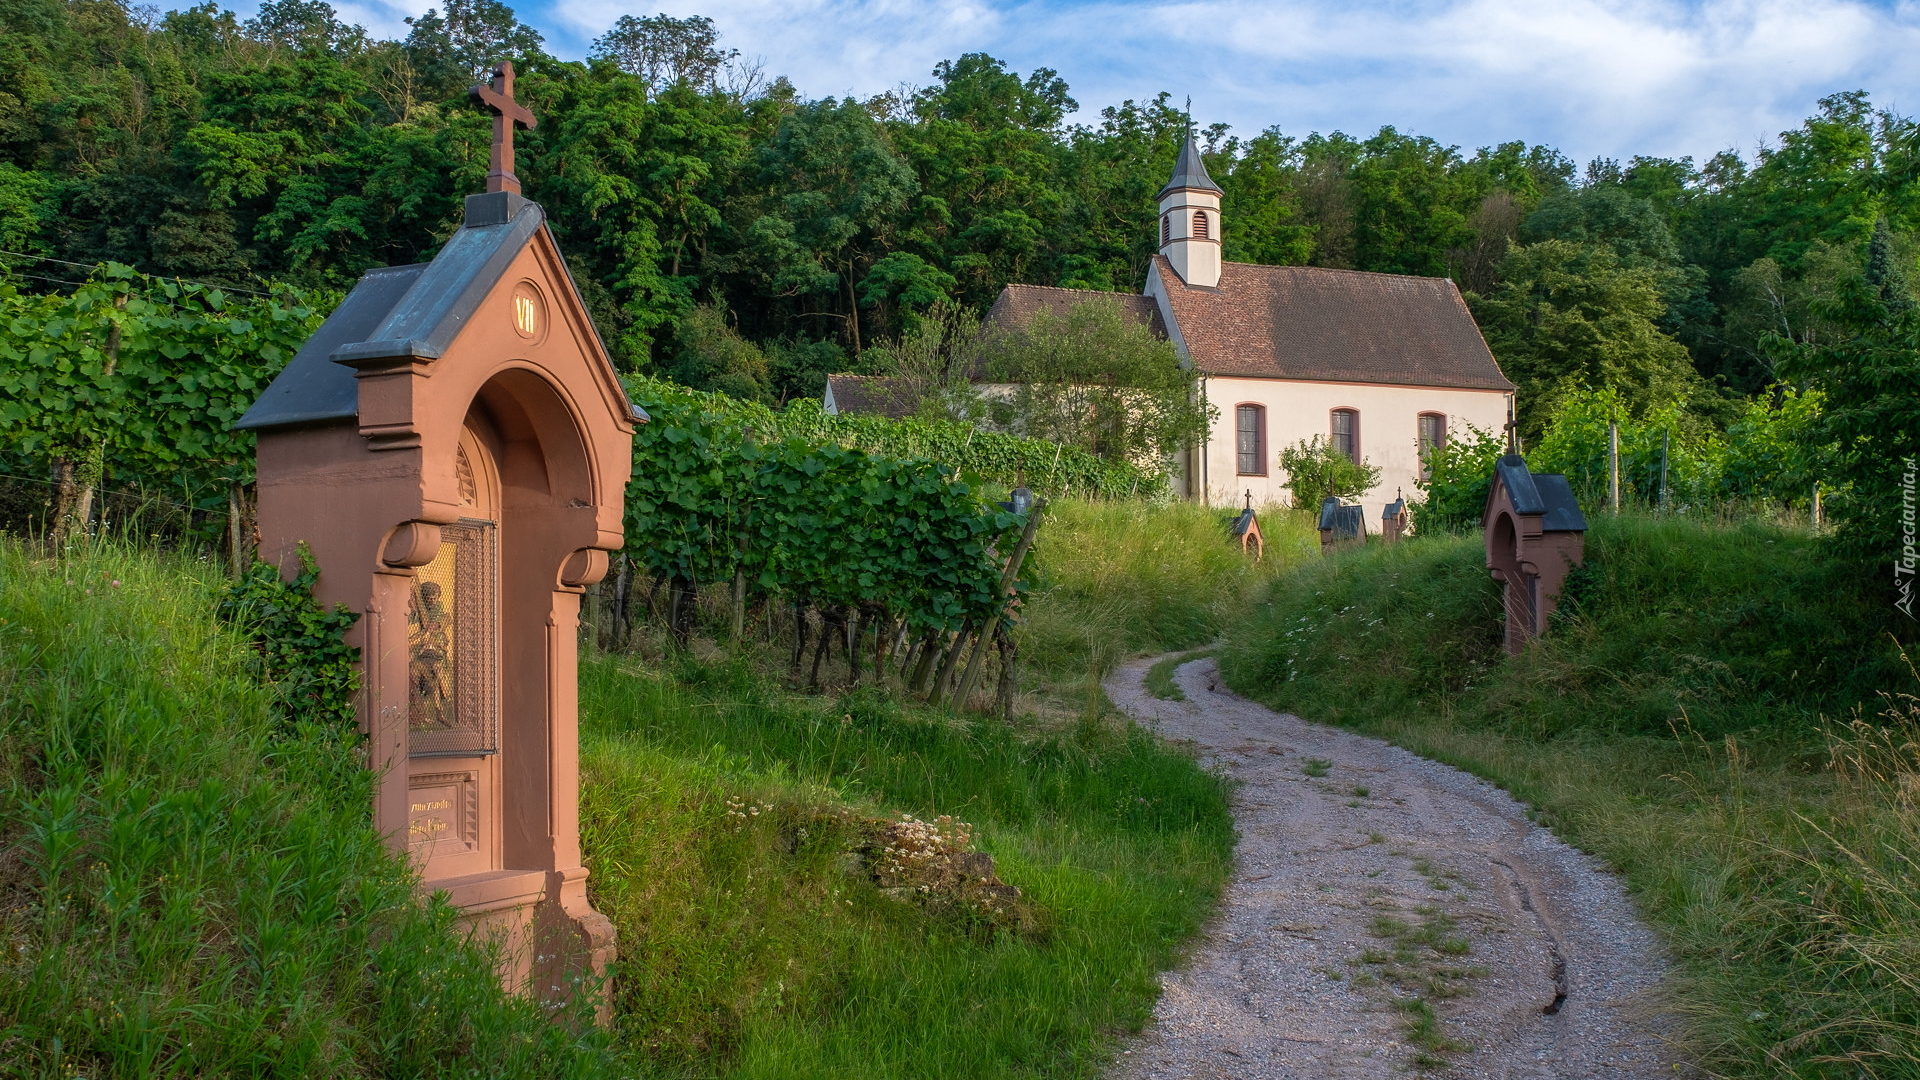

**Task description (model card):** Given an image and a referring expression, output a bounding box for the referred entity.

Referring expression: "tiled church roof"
[1150,256,1515,391]
[984,284,1168,341]
[823,374,916,419]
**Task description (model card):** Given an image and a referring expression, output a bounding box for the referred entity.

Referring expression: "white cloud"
[330,0,431,41]
[228,0,1920,162]
[541,0,1006,100]
[536,0,1920,162]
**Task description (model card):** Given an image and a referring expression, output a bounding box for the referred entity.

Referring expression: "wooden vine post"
[948,498,1046,714]
[730,532,749,643]
[53,292,128,551]
[928,625,970,700]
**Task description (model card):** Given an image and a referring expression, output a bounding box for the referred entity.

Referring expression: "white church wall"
[1193,376,1510,530]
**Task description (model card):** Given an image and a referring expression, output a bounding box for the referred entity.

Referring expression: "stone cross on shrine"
[471,61,537,196]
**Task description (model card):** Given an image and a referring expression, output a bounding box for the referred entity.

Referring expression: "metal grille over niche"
[407,519,498,756]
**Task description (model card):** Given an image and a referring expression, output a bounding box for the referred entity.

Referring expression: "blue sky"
[308,0,1920,166]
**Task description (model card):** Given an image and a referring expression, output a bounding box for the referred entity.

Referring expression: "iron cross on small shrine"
[471,61,537,195]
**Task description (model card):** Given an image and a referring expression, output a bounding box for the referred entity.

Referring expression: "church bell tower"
[1159,131,1222,288]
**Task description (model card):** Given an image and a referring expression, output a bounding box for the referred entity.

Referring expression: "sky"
[307,0,1920,167]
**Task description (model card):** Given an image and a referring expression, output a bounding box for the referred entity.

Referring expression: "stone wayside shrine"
[1318,497,1365,553]
[235,62,644,1017]
[1483,454,1587,655]
[1381,493,1409,544]
[1228,490,1265,560]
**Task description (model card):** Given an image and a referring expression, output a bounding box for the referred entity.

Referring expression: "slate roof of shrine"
[1493,454,1588,532]
[237,195,644,429]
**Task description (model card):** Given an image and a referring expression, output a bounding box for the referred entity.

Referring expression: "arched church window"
[1331,408,1358,461]
[1236,404,1265,475]
[1193,210,1210,240]
[1417,412,1447,480]
[1162,215,1170,246]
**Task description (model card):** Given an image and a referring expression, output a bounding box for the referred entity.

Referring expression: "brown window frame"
[1192,210,1210,240]
[1330,408,1359,462]
[1235,403,1266,475]
[1416,412,1447,480]
[1161,214,1170,246]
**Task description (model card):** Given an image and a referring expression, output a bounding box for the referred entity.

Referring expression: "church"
[828,134,1516,527]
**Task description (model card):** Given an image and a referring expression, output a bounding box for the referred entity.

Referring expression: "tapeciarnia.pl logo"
[1900,457,1917,619]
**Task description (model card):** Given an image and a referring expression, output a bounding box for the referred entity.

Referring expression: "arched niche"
[1483,455,1587,657]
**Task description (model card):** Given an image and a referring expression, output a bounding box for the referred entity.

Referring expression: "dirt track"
[1108,655,1680,1079]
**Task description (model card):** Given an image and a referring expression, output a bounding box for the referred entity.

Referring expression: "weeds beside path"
[578,652,1236,1078]
[1107,654,1678,1079]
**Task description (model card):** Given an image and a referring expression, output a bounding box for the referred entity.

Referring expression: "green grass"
[1218,513,1917,1076]
[1017,498,1316,689]
[0,539,613,1078]
[1143,649,1214,701]
[0,533,1239,1079]
[577,651,1234,1078]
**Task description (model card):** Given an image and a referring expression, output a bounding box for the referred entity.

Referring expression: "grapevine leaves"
[624,377,1033,635]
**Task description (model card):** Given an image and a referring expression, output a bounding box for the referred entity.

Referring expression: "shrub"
[1411,422,1506,531]
[1277,435,1380,508]
[217,544,360,732]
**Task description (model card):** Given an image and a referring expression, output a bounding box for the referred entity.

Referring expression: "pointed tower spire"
[1159,133,1222,200]
[1157,124,1223,287]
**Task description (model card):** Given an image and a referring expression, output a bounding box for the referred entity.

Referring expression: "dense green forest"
[2,0,1916,428]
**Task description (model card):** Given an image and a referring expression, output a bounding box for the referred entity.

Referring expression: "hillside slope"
[0,541,612,1078]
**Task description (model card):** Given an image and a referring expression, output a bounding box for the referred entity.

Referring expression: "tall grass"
[1018,498,1316,683]
[0,539,614,1078]
[1217,514,1918,1075]
[578,651,1234,1079]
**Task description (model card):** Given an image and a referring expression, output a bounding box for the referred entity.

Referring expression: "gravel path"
[1108,655,1680,1079]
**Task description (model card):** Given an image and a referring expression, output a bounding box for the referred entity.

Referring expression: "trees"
[742,98,917,355]
[1346,127,1485,278]
[0,0,1914,488]
[1471,240,1699,435]
[889,54,1073,306]
[974,295,1210,466]
[858,302,982,420]
[1217,128,1313,267]
[401,0,543,97]
[588,14,737,96]
[665,304,771,402]
[1775,261,1920,554]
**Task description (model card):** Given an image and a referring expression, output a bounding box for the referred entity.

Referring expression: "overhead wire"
[0,248,277,297]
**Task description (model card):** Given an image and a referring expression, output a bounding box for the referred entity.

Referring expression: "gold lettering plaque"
[408,772,477,853]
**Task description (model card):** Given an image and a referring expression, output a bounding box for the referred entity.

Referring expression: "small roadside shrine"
[1318,497,1365,553]
[1483,454,1587,655]
[1381,493,1409,544]
[236,62,643,1020]
[1229,490,1265,560]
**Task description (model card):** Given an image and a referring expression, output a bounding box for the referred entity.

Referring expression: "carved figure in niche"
[409,571,455,730]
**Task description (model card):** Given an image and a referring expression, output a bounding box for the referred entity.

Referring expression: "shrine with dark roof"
[237,61,641,1021]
